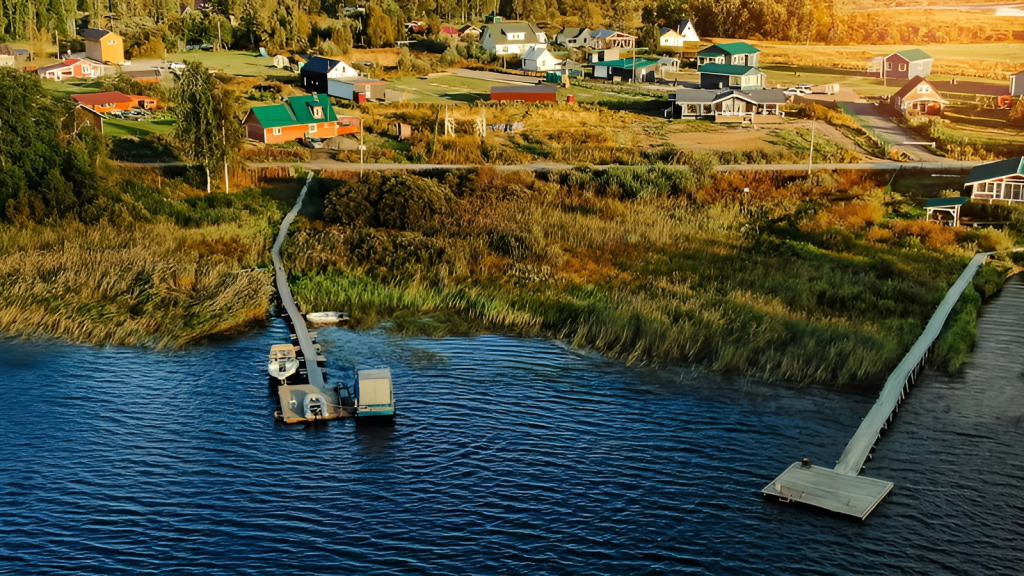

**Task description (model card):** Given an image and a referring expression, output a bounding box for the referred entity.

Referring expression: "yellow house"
[80,28,124,64]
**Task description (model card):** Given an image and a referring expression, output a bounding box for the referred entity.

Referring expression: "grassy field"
[285,168,1019,389]
[164,50,298,79]
[104,117,176,138]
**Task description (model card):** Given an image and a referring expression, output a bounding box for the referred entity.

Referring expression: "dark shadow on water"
[354,418,397,453]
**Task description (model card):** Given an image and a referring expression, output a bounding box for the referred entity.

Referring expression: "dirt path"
[831,88,948,162]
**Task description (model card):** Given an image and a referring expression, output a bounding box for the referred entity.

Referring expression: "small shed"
[395,122,412,141]
[923,197,968,226]
[273,54,289,69]
[490,85,557,103]
[328,77,388,101]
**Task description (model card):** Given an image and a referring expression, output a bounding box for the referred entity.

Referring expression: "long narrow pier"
[762,251,993,519]
[270,172,352,423]
[271,172,325,390]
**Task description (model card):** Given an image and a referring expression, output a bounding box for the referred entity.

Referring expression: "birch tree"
[171,62,222,194]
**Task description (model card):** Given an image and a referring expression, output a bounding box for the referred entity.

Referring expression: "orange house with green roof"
[242,94,360,144]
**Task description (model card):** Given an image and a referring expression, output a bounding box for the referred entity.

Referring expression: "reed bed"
[284,168,1009,389]
[0,185,281,348]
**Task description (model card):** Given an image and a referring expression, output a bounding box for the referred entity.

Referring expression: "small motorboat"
[305,311,350,325]
[268,344,299,383]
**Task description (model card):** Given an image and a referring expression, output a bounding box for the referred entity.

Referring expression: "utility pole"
[808,109,816,175]
[358,125,365,178]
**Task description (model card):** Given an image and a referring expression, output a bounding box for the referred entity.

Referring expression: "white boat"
[268,344,299,382]
[305,311,350,324]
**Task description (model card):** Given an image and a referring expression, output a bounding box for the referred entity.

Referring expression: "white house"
[678,19,700,43]
[481,22,548,56]
[659,28,685,50]
[522,46,559,72]
[555,27,590,48]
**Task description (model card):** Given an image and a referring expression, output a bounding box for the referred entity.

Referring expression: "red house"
[243,93,360,144]
[490,85,558,103]
[892,76,948,117]
[36,58,103,81]
[71,91,158,113]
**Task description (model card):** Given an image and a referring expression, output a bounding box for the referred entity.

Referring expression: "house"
[490,85,557,103]
[867,49,933,80]
[80,28,125,65]
[892,76,948,116]
[327,77,388,102]
[964,156,1024,202]
[1010,70,1024,96]
[0,44,31,62]
[459,25,482,38]
[678,19,700,43]
[522,46,559,72]
[556,27,591,48]
[697,42,760,67]
[71,91,157,113]
[405,21,425,34]
[592,58,660,82]
[439,25,461,37]
[481,22,548,55]
[243,93,361,144]
[589,48,622,64]
[659,28,686,50]
[587,29,636,50]
[124,68,164,83]
[697,63,765,90]
[671,88,787,120]
[36,58,103,81]
[299,56,360,94]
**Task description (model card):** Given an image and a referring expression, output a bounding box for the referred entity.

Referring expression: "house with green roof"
[592,57,661,82]
[697,42,760,67]
[964,157,1024,203]
[243,93,360,144]
[698,63,765,90]
[867,48,933,80]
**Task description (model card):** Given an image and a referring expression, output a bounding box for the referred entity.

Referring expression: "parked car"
[783,87,810,97]
[303,137,324,149]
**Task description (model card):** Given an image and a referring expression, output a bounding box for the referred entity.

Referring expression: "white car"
[783,87,811,97]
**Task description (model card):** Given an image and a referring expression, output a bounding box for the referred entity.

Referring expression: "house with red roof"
[71,91,158,113]
[440,25,461,37]
[36,58,104,81]
[243,93,360,144]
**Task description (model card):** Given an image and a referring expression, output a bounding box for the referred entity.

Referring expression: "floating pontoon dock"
[270,173,353,423]
[763,251,993,519]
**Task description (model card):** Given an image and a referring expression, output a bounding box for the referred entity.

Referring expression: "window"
[917,85,930,93]
[108,40,117,45]
[899,63,907,72]
[311,106,323,119]
[82,65,91,73]
[272,127,282,136]
[308,124,317,133]
[885,61,892,71]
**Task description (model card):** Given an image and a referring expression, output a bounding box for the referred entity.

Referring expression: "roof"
[522,46,553,60]
[698,63,763,76]
[484,22,545,45]
[248,93,338,129]
[893,76,946,101]
[660,27,681,36]
[1011,70,1024,78]
[71,91,133,106]
[674,88,787,105]
[594,58,661,70]
[923,197,969,208]
[891,48,932,62]
[559,27,589,39]
[79,28,116,41]
[590,28,635,40]
[490,85,557,94]
[680,19,695,29]
[965,157,1024,185]
[36,58,82,73]
[440,25,461,35]
[301,56,346,75]
[699,42,759,56]
[125,68,162,80]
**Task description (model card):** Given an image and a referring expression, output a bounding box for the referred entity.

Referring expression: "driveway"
[828,88,948,162]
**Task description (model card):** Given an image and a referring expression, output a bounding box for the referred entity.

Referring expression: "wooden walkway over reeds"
[762,251,993,519]
[271,172,351,423]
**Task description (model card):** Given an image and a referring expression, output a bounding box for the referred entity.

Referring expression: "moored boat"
[304,311,350,324]
[268,344,299,383]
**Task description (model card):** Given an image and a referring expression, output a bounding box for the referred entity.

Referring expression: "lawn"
[103,118,176,138]
[164,50,298,79]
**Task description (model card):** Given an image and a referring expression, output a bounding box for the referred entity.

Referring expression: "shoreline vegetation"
[281,167,1022,390]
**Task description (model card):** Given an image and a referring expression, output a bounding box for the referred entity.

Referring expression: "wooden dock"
[763,252,993,519]
[270,172,352,422]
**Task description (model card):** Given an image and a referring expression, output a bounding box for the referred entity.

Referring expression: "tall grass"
[285,168,1004,389]
[0,179,283,347]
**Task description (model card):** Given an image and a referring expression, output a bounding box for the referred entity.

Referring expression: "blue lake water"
[1,279,1023,574]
